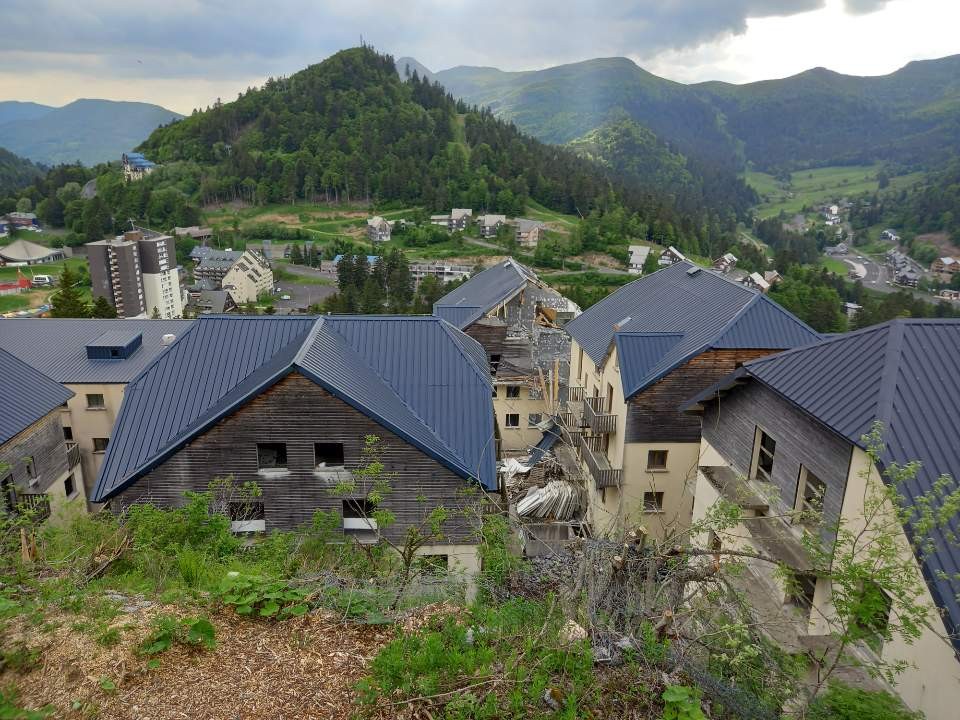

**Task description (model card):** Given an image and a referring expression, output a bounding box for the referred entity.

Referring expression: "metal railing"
[568,385,585,402]
[577,434,622,489]
[583,395,617,434]
[66,441,80,469]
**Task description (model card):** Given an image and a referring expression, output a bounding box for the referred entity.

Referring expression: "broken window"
[257,442,287,470]
[506,386,521,398]
[229,500,265,533]
[93,437,109,453]
[63,474,76,498]
[527,413,542,427]
[492,385,498,398]
[314,442,345,470]
[489,354,501,374]
[795,466,826,516]
[63,426,73,441]
[25,458,36,480]
[647,450,668,470]
[414,554,448,575]
[505,413,520,428]
[786,574,818,612]
[852,582,892,652]
[752,428,776,483]
[643,491,664,512]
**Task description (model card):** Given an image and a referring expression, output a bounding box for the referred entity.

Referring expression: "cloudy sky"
[3,0,958,113]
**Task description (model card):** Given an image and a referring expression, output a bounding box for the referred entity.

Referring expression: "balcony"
[577,434,622,489]
[567,385,585,402]
[583,395,617,434]
[66,441,80,469]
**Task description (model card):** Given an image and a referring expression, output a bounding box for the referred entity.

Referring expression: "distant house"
[5,212,39,229]
[409,262,472,285]
[91,315,496,575]
[430,214,451,227]
[514,219,546,248]
[895,270,920,288]
[829,204,839,216]
[366,216,393,243]
[174,226,213,244]
[450,208,473,231]
[0,348,86,523]
[628,245,651,275]
[742,272,771,293]
[712,252,738,273]
[825,243,848,256]
[476,214,507,239]
[186,288,237,315]
[658,246,686,267]
[931,256,960,279]
[843,301,862,319]
[122,152,156,182]
[939,289,960,301]
[763,270,783,287]
[881,228,901,242]
[0,238,64,266]
[194,249,273,304]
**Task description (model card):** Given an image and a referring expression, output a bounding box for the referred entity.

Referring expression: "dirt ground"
[574,252,623,269]
[916,232,960,258]
[3,604,401,719]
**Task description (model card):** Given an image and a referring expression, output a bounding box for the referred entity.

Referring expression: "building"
[684,319,960,720]
[563,261,820,539]
[895,270,920,288]
[514,219,546,249]
[366,216,392,243]
[658,246,687,267]
[939,289,960,301]
[712,253,738,273]
[931,256,960,280]
[193,249,273,304]
[4,212,39,229]
[122,152,156,181]
[742,271,771,293]
[87,229,183,318]
[824,243,848,256]
[763,270,783,287]
[174,226,214,244]
[843,301,862,319]
[409,262,472,285]
[0,238,64,266]
[0,349,86,523]
[91,315,496,574]
[628,245,651,275]
[434,259,580,455]
[429,209,473,231]
[185,288,236,315]
[881,228,901,243]
[476,214,507,239]
[0,318,193,501]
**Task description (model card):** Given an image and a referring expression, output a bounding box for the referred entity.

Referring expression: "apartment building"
[514,219,546,248]
[0,319,193,502]
[683,319,960,720]
[563,261,820,539]
[193,249,273,304]
[87,229,183,318]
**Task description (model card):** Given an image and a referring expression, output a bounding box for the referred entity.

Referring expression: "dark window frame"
[504,413,520,428]
[256,442,288,470]
[647,449,668,470]
[643,491,664,512]
[314,442,345,469]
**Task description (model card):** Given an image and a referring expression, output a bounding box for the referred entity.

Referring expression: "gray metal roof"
[433,258,537,330]
[696,319,960,651]
[0,348,73,445]
[566,262,820,398]
[0,319,194,383]
[92,315,497,502]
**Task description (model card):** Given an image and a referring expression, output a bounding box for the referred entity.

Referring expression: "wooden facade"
[625,348,775,443]
[1,413,71,496]
[113,373,482,543]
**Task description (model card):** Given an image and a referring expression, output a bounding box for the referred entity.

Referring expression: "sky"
[2,0,958,114]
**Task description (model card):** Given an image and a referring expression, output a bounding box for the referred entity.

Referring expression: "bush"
[139,614,216,655]
[125,492,237,557]
[217,572,309,619]
[807,683,922,720]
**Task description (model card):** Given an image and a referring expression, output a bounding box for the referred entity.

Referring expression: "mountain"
[418,53,960,173]
[0,101,54,126]
[0,146,44,195]
[395,57,434,82]
[0,99,183,166]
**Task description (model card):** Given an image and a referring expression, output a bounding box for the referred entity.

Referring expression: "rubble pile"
[516,480,583,520]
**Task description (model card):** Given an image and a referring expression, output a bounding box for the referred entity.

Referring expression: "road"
[271,263,338,313]
[828,250,944,306]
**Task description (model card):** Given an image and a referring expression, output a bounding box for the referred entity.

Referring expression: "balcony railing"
[577,434,622,489]
[567,385,585,402]
[583,395,617,434]
[66,441,80,469]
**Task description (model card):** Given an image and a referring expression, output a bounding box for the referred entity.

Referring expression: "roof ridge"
[744,321,889,371]
[710,291,763,345]
[436,318,495,383]
[874,319,906,434]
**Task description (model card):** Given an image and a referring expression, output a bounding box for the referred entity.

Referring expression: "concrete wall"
[143,268,183,319]
[62,382,126,500]
[494,383,549,454]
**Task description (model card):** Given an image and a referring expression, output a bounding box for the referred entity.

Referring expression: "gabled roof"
[0,348,73,445]
[0,319,194,383]
[0,238,60,263]
[92,315,497,502]
[433,258,537,330]
[690,319,960,651]
[566,262,820,398]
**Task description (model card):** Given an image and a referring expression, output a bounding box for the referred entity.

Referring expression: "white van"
[31,275,54,287]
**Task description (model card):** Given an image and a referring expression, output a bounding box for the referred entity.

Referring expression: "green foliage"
[0,687,52,719]
[90,295,118,318]
[139,613,216,655]
[477,514,520,590]
[49,265,90,318]
[0,644,41,673]
[125,491,237,558]
[661,685,705,720]
[807,683,922,720]
[217,572,309,619]
[0,147,42,197]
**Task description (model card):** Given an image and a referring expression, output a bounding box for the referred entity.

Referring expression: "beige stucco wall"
[223,252,274,303]
[47,459,87,522]
[62,382,126,500]
[494,384,549,454]
[143,268,183,319]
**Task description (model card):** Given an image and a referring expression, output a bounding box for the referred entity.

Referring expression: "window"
[527,413,543,428]
[489,353,501,375]
[643,491,664,512]
[343,498,378,543]
[2,475,16,513]
[795,466,826,516]
[491,385,498,398]
[709,531,722,554]
[93,437,109,453]
[25,458,36,480]
[229,500,265,533]
[647,450,668,470]
[63,426,73,441]
[414,554,448,575]
[506,385,521,399]
[853,582,892,652]
[86,393,105,409]
[505,413,520,428]
[576,347,583,378]
[314,442,345,470]
[786,574,817,612]
[63,474,76,498]
[256,442,287,470]
[752,428,776,482]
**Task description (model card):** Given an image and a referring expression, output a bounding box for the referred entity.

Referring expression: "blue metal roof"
[124,152,155,169]
[433,258,536,330]
[0,319,195,383]
[0,348,73,445]
[717,319,960,652]
[566,262,821,398]
[93,315,496,502]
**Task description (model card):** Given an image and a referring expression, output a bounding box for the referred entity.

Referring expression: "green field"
[0,257,86,282]
[820,256,849,275]
[745,165,924,218]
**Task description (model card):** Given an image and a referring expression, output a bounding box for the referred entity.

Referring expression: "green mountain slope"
[0,146,44,196]
[0,99,183,166]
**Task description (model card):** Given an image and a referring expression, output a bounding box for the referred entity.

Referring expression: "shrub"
[662,685,705,720]
[139,614,216,655]
[125,492,237,557]
[217,572,309,619]
[807,683,922,720]
[0,687,52,719]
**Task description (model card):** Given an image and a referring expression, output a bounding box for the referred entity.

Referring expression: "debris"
[560,620,587,644]
[516,480,582,520]
[543,686,564,710]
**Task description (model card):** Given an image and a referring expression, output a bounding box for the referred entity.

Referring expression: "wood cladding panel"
[114,374,481,542]
[625,349,778,444]
[0,413,70,495]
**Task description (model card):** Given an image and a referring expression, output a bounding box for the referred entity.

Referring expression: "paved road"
[828,251,945,306]
[271,263,338,312]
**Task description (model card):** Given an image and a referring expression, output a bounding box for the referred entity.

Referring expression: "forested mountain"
[0,147,44,196]
[414,53,960,174]
[0,99,183,166]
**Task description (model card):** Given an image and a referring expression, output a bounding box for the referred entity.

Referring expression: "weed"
[807,683,922,720]
[0,687,52,719]
[662,685,705,720]
[175,546,208,589]
[95,627,121,647]
[138,614,216,655]
[0,644,41,673]
[217,572,309,619]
